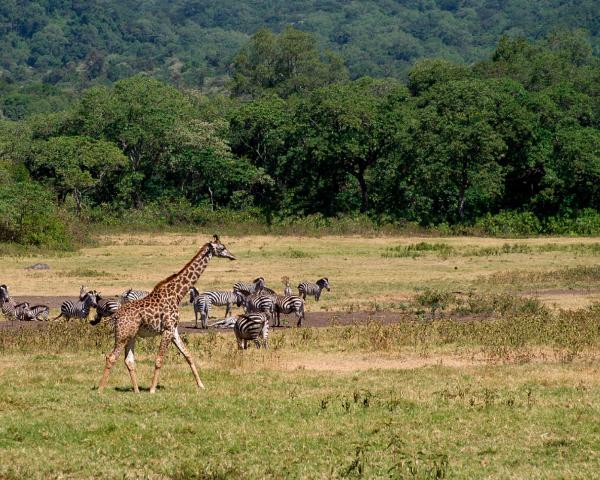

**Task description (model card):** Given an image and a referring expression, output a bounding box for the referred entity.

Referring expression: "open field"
[2,234,600,478]
[3,233,600,315]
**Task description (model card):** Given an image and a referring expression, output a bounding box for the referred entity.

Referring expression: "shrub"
[0,180,74,249]
[474,211,542,236]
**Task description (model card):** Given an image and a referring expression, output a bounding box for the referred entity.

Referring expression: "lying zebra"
[189,287,241,328]
[0,284,49,321]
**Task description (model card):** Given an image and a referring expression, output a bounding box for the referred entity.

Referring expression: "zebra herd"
[0,276,331,351]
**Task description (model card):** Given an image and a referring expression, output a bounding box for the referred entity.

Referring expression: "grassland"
[3,233,600,312]
[2,234,600,478]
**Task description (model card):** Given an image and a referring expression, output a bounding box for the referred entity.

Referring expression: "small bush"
[475,211,542,237]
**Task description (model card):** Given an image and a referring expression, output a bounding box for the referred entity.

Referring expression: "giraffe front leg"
[172,327,204,390]
[150,331,173,394]
[124,338,139,394]
[98,338,127,393]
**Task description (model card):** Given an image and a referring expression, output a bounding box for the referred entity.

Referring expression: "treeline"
[1,1,599,119]
[0,28,599,247]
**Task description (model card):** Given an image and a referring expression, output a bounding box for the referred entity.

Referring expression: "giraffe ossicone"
[97,235,236,394]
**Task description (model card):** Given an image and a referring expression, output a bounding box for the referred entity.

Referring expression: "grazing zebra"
[0,285,48,321]
[241,292,276,318]
[53,291,99,321]
[298,278,330,301]
[119,288,149,304]
[282,276,292,296]
[274,295,305,327]
[233,277,265,295]
[189,287,239,318]
[234,313,269,349]
[90,298,121,326]
[188,288,210,329]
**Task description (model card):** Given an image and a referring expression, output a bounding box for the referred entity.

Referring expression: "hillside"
[0,0,598,97]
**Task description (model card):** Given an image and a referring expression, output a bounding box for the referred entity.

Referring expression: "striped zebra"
[0,285,49,321]
[22,304,50,321]
[233,277,265,295]
[53,291,99,321]
[274,295,305,327]
[189,287,240,319]
[119,288,149,304]
[298,278,330,301]
[282,276,292,296]
[90,298,121,326]
[241,292,276,318]
[234,313,269,349]
[188,288,210,329]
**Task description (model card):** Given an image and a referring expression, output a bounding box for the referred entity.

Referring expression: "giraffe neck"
[156,243,213,304]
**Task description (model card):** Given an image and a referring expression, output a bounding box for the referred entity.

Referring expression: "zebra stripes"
[298,278,330,301]
[90,298,121,326]
[274,295,305,327]
[233,277,265,295]
[189,288,210,329]
[53,291,99,321]
[190,287,240,318]
[234,313,269,349]
[0,285,49,321]
[241,292,275,317]
[120,289,149,304]
[23,304,50,321]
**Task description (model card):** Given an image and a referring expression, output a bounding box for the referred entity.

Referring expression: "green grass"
[2,303,600,478]
[1,348,600,479]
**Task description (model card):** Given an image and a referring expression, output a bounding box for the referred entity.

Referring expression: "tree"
[29,136,127,214]
[231,26,347,98]
[409,79,510,222]
[292,78,409,213]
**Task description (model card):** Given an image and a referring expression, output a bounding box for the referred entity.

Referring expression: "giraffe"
[97,235,236,394]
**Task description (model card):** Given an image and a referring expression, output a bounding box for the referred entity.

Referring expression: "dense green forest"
[0,17,599,246]
[1,0,599,119]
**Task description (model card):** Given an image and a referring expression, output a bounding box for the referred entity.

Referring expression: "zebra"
[189,287,240,319]
[274,295,305,327]
[0,285,48,321]
[241,292,276,318]
[53,291,99,321]
[282,276,292,296]
[298,278,330,301]
[233,277,265,295]
[90,298,121,326]
[188,288,210,329]
[22,304,50,321]
[234,313,269,349]
[119,288,149,304]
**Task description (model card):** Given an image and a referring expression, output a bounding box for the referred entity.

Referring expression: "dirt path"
[1,295,413,331]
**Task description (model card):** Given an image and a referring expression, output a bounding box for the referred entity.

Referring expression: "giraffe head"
[209,235,236,260]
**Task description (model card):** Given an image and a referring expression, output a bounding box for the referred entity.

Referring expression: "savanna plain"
[2,234,600,479]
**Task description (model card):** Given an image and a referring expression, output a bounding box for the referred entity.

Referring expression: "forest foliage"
[0,21,599,246]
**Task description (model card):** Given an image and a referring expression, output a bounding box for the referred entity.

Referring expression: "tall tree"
[231,26,347,98]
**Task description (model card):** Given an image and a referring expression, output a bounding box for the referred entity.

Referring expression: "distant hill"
[0,1,598,94]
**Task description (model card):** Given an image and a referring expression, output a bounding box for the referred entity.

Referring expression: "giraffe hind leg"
[171,328,204,390]
[98,338,127,393]
[150,331,173,394]
[124,338,139,393]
